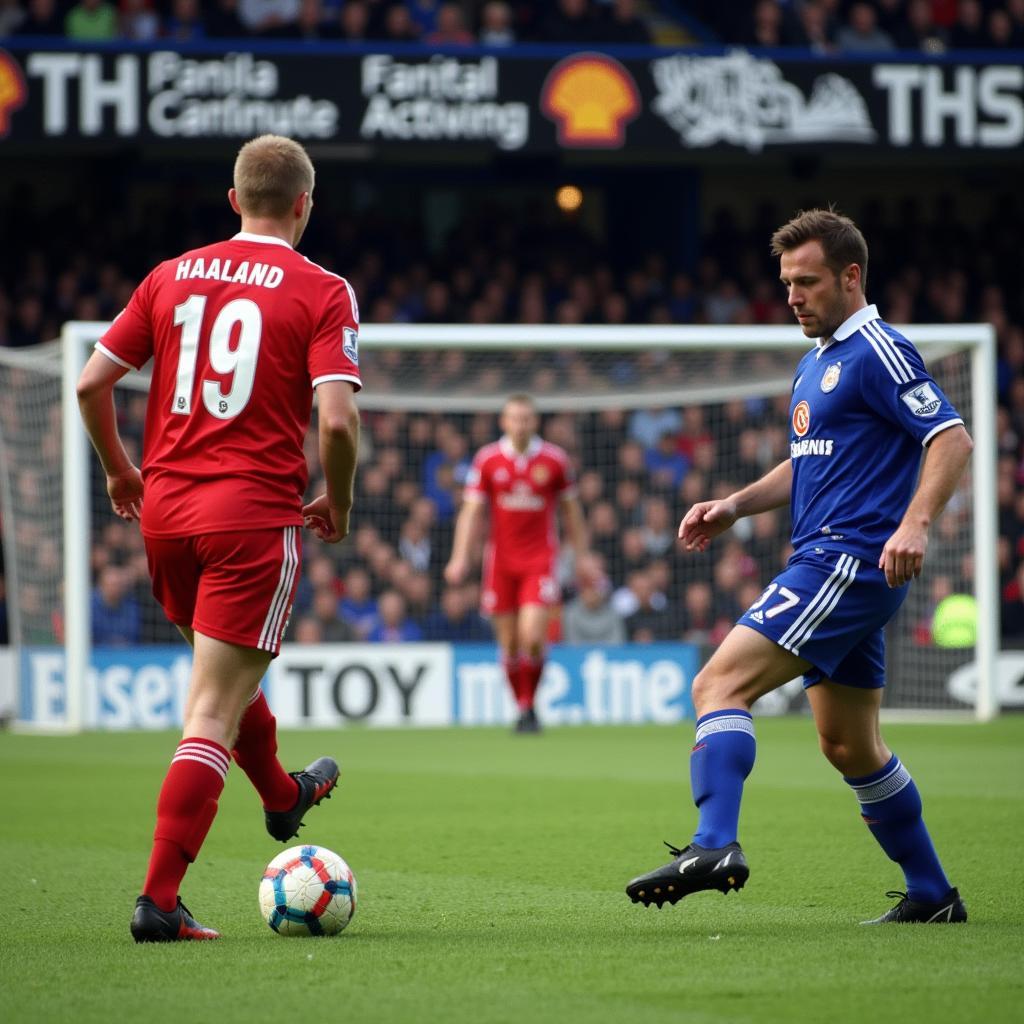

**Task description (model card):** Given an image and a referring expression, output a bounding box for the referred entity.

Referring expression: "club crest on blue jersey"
[820,362,842,393]
[792,400,810,437]
[343,326,359,364]
[900,382,941,417]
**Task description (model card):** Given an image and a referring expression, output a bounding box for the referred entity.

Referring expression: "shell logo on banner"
[541,53,641,149]
[0,50,27,138]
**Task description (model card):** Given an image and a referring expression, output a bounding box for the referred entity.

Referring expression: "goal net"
[0,322,997,727]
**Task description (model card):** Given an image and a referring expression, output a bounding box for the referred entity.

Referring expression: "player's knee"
[691,667,743,715]
[818,733,850,772]
[818,733,868,775]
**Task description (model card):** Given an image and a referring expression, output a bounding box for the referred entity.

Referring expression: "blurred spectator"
[337,0,370,38]
[407,0,440,34]
[797,0,834,52]
[120,0,160,40]
[379,2,420,40]
[894,0,948,50]
[422,585,491,641]
[478,0,514,45]
[13,0,63,34]
[564,578,626,645]
[645,432,689,490]
[949,0,986,48]
[0,0,24,34]
[624,570,673,642]
[238,0,300,35]
[629,407,681,450]
[297,587,359,642]
[289,0,330,39]
[339,566,379,637]
[424,2,474,44]
[65,0,118,40]
[836,2,895,51]
[367,590,424,642]
[595,0,651,44]
[166,0,205,40]
[90,565,141,646]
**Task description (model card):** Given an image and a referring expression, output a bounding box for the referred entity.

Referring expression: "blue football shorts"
[736,549,909,689]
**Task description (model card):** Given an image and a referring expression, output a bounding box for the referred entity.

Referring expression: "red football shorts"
[145,526,301,656]
[481,563,560,616]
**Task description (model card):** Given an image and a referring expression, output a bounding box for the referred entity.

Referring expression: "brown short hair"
[770,208,869,291]
[233,135,314,218]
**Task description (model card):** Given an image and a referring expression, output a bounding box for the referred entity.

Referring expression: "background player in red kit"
[75,135,361,942]
[444,394,592,733]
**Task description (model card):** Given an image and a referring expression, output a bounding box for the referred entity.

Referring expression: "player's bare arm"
[680,460,792,552]
[76,349,144,522]
[444,498,485,585]
[559,495,596,583]
[879,424,973,588]
[303,380,360,543]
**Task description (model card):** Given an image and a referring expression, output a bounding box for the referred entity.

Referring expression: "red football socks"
[142,737,229,912]
[519,655,545,711]
[232,690,299,813]
[502,654,525,708]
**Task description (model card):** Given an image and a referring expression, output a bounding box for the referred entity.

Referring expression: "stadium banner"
[452,642,697,726]
[1,44,1022,153]
[15,641,699,728]
[268,643,454,727]
[19,645,193,729]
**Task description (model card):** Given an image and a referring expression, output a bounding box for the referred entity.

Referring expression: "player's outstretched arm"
[444,500,485,585]
[77,350,143,522]
[879,424,973,588]
[680,459,792,553]
[304,381,360,544]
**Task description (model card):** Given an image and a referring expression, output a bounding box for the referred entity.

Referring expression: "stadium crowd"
[0,177,1022,648]
[2,0,1024,50]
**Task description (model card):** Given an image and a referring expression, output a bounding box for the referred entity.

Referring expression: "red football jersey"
[464,436,575,572]
[97,232,361,538]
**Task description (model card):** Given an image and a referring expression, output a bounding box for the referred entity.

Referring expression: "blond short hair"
[233,135,314,218]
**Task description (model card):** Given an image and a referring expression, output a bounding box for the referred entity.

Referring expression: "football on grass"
[259,844,357,936]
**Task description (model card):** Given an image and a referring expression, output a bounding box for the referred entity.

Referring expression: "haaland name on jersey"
[174,257,284,289]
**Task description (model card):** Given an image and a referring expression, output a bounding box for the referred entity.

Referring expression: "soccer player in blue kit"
[626,209,974,924]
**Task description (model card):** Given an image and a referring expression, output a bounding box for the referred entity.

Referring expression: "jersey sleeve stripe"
[921,418,965,447]
[311,373,362,390]
[342,278,360,325]
[861,324,911,384]
[862,321,913,383]
[94,341,137,371]
[866,320,916,379]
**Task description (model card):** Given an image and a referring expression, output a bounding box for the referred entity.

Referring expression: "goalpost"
[0,319,998,729]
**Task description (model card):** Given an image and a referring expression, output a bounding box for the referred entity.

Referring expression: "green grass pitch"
[2,717,1022,1024]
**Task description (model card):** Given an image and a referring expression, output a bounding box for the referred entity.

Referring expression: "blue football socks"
[690,709,756,849]
[845,754,952,902]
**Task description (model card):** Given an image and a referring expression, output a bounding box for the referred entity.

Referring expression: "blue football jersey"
[788,304,963,562]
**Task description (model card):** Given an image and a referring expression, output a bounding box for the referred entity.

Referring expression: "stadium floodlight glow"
[556,185,584,213]
[0,319,999,729]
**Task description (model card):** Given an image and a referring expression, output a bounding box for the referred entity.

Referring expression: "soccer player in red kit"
[444,395,592,733]
[76,135,361,942]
